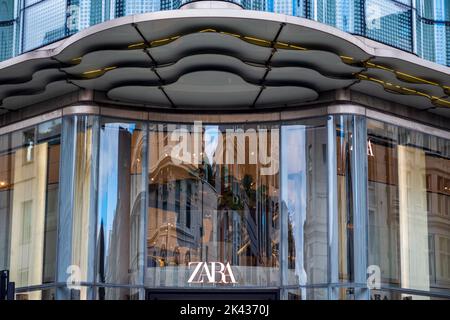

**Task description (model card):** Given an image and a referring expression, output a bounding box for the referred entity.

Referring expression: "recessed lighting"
[0,181,6,187]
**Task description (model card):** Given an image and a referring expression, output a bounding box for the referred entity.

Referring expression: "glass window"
[365,0,413,52]
[95,286,140,300]
[0,119,61,290]
[56,115,98,300]
[367,118,450,296]
[22,0,66,52]
[281,118,328,286]
[146,122,280,287]
[96,120,145,296]
[336,115,355,283]
[284,287,328,300]
[370,288,449,300]
[15,288,56,300]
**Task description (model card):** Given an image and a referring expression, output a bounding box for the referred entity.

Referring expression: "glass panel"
[146,122,280,287]
[0,0,14,61]
[72,115,98,299]
[15,288,56,300]
[332,286,367,300]
[95,286,141,300]
[22,0,66,52]
[284,287,328,300]
[0,119,61,287]
[365,0,413,51]
[281,119,328,286]
[0,133,11,270]
[367,119,450,296]
[57,115,98,300]
[96,120,145,292]
[370,289,449,300]
[312,0,365,33]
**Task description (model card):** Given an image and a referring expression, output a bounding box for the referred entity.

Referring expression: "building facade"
[0,1,449,300]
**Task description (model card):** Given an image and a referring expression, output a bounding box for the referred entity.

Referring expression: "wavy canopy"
[0,10,449,115]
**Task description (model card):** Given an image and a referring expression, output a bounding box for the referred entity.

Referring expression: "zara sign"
[187,262,237,284]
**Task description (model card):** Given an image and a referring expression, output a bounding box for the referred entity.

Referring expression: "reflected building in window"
[0,0,449,302]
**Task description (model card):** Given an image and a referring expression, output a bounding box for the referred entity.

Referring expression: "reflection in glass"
[146,123,280,287]
[95,287,140,300]
[284,287,328,300]
[336,115,355,283]
[281,120,328,289]
[15,288,56,300]
[0,120,61,299]
[58,115,99,300]
[370,289,449,300]
[96,120,145,299]
[367,119,450,297]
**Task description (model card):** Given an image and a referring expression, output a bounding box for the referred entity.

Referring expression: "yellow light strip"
[365,62,394,72]
[432,97,450,107]
[289,44,307,50]
[71,57,82,64]
[357,73,450,108]
[362,61,450,97]
[82,66,117,77]
[128,42,145,49]
[395,71,439,86]
[70,27,450,109]
[199,28,217,33]
[220,31,241,38]
[276,41,289,47]
[82,68,103,75]
[243,36,271,45]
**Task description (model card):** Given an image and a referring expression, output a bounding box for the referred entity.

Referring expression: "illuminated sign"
[187,262,237,284]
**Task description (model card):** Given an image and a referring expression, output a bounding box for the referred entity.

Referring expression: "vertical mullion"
[140,122,149,300]
[327,115,339,300]
[279,124,288,299]
[89,115,100,300]
[56,116,77,300]
[351,115,369,300]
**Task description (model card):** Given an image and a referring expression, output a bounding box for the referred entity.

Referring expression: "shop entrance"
[146,289,279,300]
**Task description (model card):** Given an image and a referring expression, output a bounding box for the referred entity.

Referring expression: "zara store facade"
[0,3,450,300]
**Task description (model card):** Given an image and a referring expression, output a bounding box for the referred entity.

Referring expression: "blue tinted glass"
[365,0,413,51]
[22,0,66,52]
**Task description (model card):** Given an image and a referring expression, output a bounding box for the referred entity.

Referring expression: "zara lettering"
[187,262,237,284]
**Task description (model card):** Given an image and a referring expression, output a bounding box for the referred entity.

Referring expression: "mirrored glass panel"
[0,119,61,289]
[96,120,145,294]
[146,122,280,287]
[367,119,450,297]
[281,118,328,286]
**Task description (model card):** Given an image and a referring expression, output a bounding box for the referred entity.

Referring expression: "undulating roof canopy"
[0,9,450,116]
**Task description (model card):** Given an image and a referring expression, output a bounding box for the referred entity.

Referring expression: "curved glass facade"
[0,0,449,66]
[0,106,449,300]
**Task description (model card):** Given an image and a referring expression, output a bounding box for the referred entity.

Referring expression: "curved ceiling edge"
[0,10,449,111]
